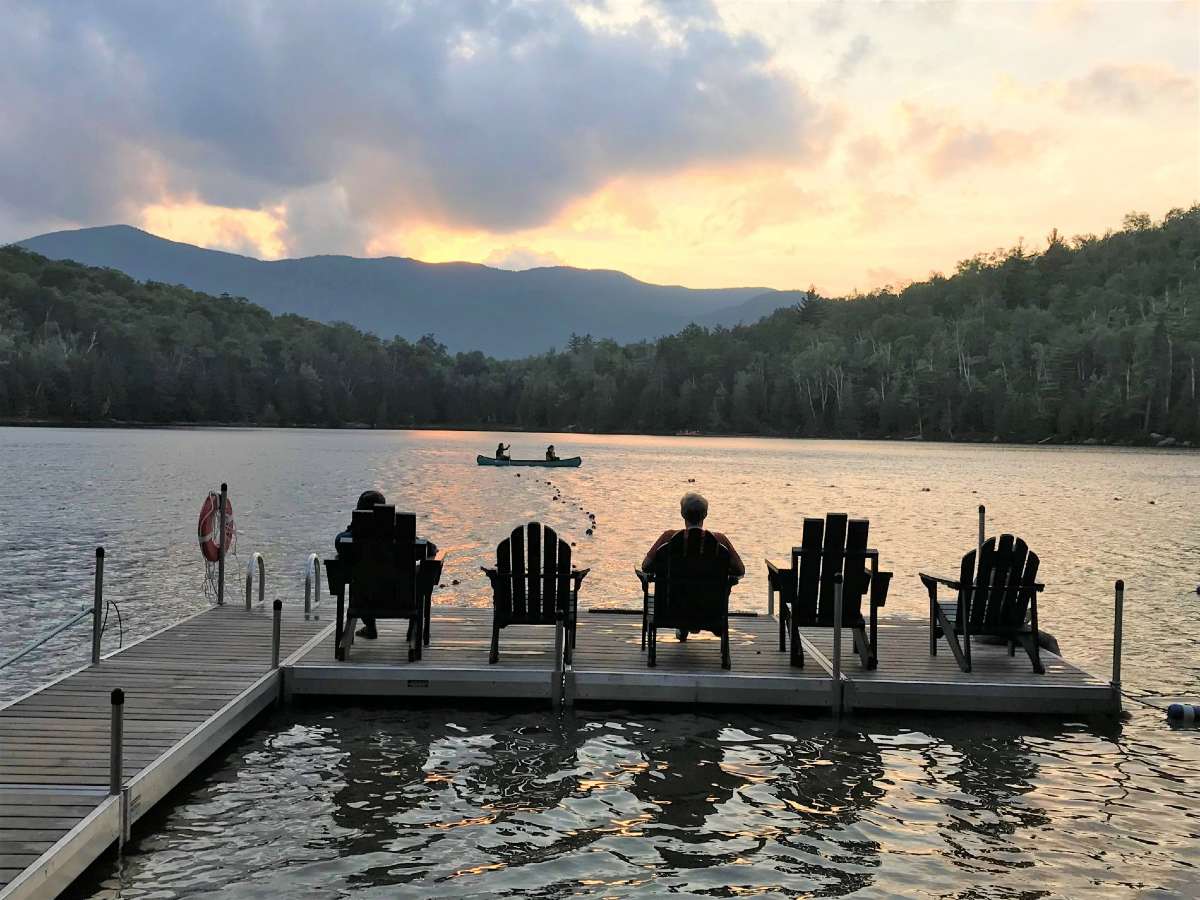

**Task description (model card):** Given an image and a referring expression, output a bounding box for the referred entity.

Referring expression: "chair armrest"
[635,568,652,589]
[571,568,591,588]
[765,559,787,588]
[870,570,892,607]
[420,555,444,589]
[919,572,960,589]
[323,558,346,596]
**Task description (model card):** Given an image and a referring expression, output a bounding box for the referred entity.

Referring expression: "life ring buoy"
[198,492,235,562]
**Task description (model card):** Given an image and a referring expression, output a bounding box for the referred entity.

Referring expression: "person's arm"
[714,532,746,576]
[642,529,675,571]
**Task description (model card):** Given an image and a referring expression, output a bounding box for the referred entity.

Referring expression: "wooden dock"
[2,602,1115,900]
[288,607,1115,716]
[0,604,328,900]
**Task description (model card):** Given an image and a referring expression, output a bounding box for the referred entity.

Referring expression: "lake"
[2,427,1197,897]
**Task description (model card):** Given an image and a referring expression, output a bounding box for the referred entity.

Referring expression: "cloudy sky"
[2,0,1196,292]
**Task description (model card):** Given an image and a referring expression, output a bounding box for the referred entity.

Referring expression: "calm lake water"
[2,427,1198,897]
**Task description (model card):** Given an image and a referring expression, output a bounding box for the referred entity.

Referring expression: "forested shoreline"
[1,207,1197,445]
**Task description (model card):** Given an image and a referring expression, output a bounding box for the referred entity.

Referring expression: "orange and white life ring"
[198,491,235,562]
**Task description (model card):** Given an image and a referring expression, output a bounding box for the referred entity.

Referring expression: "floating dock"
[288,607,1114,715]
[1,603,1115,899]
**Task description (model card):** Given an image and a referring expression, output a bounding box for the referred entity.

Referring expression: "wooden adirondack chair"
[765,513,893,669]
[920,534,1046,673]
[324,506,442,663]
[482,522,589,665]
[638,529,737,670]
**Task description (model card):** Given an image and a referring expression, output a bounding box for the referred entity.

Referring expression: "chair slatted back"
[791,513,868,626]
[653,529,732,632]
[347,506,420,618]
[494,522,572,625]
[958,535,1040,633]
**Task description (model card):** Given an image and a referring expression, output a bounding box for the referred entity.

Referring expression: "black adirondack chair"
[324,506,442,663]
[765,513,893,669]
[482,522,589,665]
[920,534,1046,673]
[637,529,737,669]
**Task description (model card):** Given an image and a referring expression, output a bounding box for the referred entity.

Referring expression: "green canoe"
[477,455,582,467]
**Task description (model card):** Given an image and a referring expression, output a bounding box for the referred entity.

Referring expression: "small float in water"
[477,454,582,468]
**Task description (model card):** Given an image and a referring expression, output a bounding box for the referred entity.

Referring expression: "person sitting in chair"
[642,492,745,641]
[496,442,511,460]
[335,489,437,640]
[545,444,558,461]
[642,492,745,577]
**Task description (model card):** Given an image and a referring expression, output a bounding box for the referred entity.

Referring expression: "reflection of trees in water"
[626,714,885,895]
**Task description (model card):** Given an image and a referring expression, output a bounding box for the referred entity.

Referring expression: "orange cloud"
[138,200,287,258]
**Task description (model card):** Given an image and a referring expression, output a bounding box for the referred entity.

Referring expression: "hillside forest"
[1,207,1197,444]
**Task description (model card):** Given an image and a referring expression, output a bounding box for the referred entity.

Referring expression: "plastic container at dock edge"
[1166,703,1199,724]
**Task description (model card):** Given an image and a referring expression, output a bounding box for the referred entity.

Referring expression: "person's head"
[680,492,708,527]
[356,489,386,510]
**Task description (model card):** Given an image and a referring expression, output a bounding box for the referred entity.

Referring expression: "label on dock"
[407,679,430,688]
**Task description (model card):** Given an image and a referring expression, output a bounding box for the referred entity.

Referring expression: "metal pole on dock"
[978,504,985,550]
[92,547,105,665]
[272,599,282,668]
[109,688,124,797]
[1112,580,1124,702]
[832,573,843,719]
[110,687,127,848]
[217,483,228,606]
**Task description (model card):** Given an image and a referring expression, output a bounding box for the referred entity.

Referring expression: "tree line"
[1,206,1197,444]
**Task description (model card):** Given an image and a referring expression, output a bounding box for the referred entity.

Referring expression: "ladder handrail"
[304,553,321,620]
[245,552,265,610]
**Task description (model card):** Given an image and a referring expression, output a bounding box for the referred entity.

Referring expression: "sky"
[2,0,1197,293]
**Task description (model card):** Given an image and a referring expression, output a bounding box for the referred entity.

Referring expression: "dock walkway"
[0,604,328,900]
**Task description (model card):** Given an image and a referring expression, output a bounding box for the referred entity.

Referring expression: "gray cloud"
[835,34,873,79]
[1063,63,1198,113]
[1,0,824,251]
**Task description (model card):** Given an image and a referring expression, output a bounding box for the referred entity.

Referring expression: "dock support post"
[92,547,105,665]
[272,600,282,669]
[767,580,774,617]
[978,504,985,550]
[217,483,228,606]
[1111,579,1124,713]
[831,574,843,719]
[110,688,127,847]
[552,616,564,712]
[245,552,265,610]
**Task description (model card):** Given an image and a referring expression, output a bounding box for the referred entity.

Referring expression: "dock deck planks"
[0,604,330,900]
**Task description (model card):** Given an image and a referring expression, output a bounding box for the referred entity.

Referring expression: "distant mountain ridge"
[16,225,796,357]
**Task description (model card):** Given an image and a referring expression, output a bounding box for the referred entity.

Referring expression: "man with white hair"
[642,492,745,577]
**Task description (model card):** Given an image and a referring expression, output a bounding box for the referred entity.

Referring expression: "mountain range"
[16,225,800,357]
